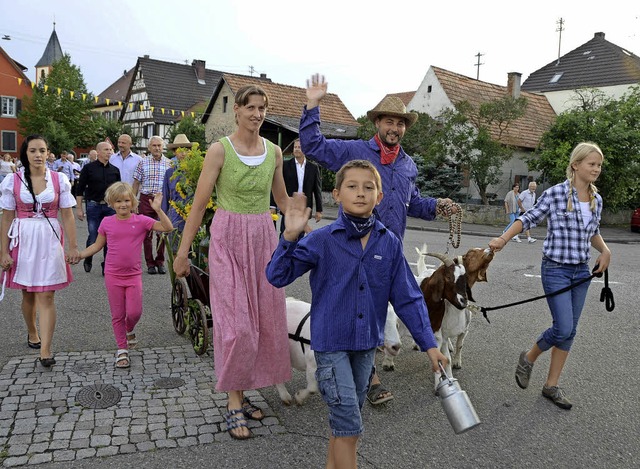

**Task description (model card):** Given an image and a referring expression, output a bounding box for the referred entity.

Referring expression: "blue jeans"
[85,200,115,262]
[314,349,376,437]
[503,212,518,233]
[538,257,591,352]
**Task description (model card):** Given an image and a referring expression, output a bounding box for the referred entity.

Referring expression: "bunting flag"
[0,74,204,121]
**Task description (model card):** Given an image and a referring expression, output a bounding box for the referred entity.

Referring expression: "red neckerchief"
[374,133,400,165]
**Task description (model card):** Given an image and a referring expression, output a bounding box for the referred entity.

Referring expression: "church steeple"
[35,24,63,86]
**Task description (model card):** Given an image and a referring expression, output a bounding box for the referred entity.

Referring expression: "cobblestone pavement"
[0,345,284,467]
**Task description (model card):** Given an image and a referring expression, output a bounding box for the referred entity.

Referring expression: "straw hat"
[366,96,418,128]
[167,134,193,150]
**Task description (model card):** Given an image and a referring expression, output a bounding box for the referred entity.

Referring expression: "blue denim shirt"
[266,216,437,353]
[519,180,602,265]
[299,106,437,240]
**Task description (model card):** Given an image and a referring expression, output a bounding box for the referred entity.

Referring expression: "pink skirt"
[208,209,291,391]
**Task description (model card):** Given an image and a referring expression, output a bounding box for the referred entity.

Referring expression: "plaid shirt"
[519,180,602,265]
[133,156,171,195]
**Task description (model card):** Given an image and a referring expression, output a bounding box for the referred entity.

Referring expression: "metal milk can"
[436,363,481,434]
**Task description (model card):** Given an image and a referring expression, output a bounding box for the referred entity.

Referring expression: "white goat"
[276,298,402,406]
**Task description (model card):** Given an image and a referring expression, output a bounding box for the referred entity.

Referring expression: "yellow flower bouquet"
[168,143,216,268]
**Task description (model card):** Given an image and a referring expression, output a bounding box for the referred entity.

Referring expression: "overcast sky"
[2,0,639,118]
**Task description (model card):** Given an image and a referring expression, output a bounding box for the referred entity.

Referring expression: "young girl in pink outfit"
[79,182,173,368]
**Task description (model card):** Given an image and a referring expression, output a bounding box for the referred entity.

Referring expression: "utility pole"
[474,52,484,80]
[556,17,565,60]
[248,65,255,77]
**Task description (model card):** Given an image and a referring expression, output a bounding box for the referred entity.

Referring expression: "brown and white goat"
[381,246,494,392]
[425,247,494,392]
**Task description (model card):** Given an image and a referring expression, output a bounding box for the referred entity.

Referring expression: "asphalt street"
[0,212,639,468]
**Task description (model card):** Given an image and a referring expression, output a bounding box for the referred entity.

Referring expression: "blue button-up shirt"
[266,217,437,353]
[299,106,437,240]
[519,180,602,265]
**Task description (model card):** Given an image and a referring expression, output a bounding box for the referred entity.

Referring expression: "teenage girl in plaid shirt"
[489,142,611,410]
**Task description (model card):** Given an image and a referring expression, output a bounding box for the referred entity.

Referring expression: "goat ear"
[429,274,445,304]
[466,284,475,303]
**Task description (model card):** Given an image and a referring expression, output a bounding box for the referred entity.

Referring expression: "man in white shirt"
[518,181,538,243]
[109,134,142,186]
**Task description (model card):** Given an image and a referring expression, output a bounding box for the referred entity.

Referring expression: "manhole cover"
[76,384,122,409]
[154,377,185,389]
[72,362,102,374]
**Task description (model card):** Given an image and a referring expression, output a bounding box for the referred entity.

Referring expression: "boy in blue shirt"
[267,160,447,469]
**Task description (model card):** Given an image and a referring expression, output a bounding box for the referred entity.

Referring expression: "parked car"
[631,208,640,233]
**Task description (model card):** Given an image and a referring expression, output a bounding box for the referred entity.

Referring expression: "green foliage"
[92,116,137,148]
[530,86,640,209]
[167,117,207,154]
[320,166,336,192]
[414,156,463,200]
[18,54,96,152]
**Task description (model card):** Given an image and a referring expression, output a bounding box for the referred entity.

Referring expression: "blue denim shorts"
[538,257,591,352]
[314,349,376,437]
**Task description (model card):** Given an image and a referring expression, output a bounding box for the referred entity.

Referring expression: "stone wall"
[321,192,633,226]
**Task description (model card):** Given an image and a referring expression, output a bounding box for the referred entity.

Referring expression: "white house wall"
[542,84,634,114]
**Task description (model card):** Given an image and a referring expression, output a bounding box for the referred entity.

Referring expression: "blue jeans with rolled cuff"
[537,257,591,352]
[314,349,376,438]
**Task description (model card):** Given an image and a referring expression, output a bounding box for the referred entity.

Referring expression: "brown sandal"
[241,396,265,421]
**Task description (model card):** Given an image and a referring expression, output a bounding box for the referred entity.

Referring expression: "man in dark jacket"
[272,138,323,236]
[75,141,120,274]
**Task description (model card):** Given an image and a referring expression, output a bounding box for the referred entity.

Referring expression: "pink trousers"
[105,273,143,349]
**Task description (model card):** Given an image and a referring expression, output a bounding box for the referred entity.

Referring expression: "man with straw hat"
[299,73,458,406]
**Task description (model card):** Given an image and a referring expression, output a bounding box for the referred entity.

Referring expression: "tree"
[431,97,527,205]
[18,54,96,152]
[92,116,137,148]
[167,116,207,153]
[529,86,640,210]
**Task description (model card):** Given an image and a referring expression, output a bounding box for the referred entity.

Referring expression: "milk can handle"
[438,361,451,381]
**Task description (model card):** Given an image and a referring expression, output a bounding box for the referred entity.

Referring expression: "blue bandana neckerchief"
[340,207,377,239]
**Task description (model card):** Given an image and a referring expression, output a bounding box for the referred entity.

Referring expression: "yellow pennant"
[161,108,165,114]
[181,111,185,117]
[31,81,35,89]
[129,103,133,110]
[18,78,22,86]
[70,91,75,98]
[57,88,61,95]
[118,101,122,107]
[94,96,99,103]
[171,109,175,116]
[82,93,87,101]
[139,104,144,111]
[190,112,195,118]
[44,85,49,92]
[106,98,110,105]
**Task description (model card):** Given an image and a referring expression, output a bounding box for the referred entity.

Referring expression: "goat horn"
[425,252,453,267]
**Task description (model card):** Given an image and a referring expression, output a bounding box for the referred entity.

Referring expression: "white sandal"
[126,332,138,349]
[115,349,130,368]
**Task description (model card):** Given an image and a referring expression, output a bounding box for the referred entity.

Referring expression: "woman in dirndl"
[0,135,80,367]
[172,85,292,440]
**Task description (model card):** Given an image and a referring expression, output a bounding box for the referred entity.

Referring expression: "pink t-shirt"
[98,213,156,276]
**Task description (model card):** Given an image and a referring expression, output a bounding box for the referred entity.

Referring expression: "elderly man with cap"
[300,73,458,406]
[162,134,192,240]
